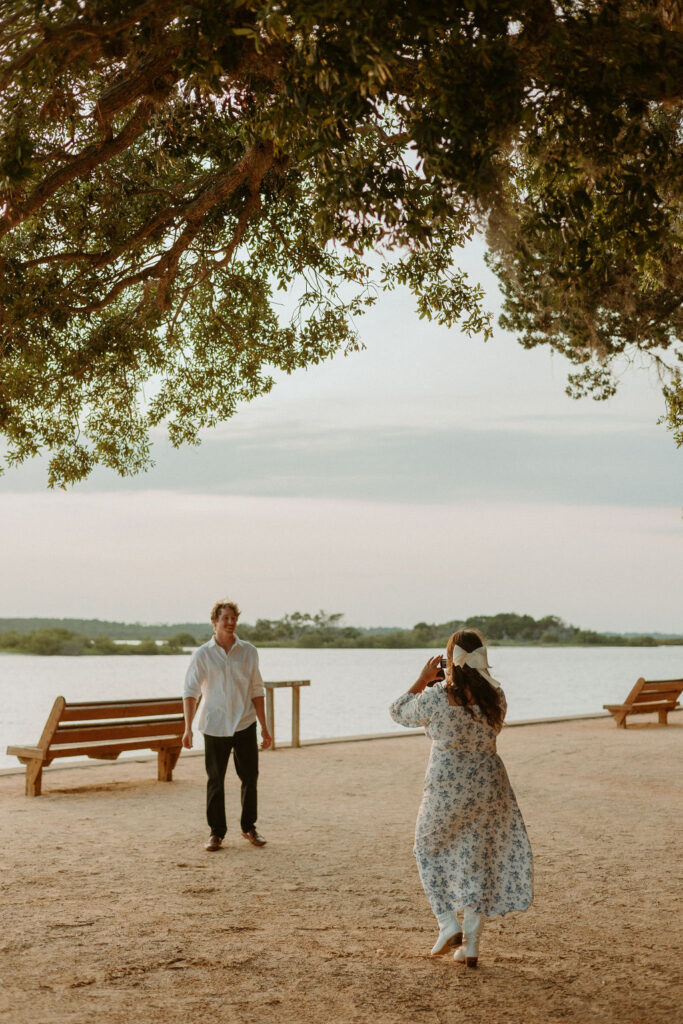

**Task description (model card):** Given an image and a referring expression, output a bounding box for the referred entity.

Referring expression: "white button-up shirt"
[183,636,265,737]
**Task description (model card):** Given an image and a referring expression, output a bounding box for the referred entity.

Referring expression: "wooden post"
[263,681,309,749]
[266,688,275,750]
[658,709,669,725]
[292,686,301,748]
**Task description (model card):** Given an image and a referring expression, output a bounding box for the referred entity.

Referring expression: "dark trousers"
[204,723,258,838]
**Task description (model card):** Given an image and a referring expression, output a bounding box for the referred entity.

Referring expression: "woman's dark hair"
[445,628,504,731]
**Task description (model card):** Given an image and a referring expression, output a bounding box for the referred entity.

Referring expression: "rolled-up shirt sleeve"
[249,652,266,700]
[389,686,438,727]
[183,649,205,701]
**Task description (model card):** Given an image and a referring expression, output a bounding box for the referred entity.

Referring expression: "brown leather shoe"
[205,834,223,852]
[241,828,266,847]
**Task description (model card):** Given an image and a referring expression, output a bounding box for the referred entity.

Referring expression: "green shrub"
[168,632,197,647]
[136,639,159,655]
[92,635,118,654]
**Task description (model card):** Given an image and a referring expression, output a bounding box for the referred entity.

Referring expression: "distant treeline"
[0,617,212,640]
[0,629,196,656]
[0,612,680,656]
[237,611,679,648]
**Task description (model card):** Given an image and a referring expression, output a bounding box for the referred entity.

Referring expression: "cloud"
[2,421,680,508]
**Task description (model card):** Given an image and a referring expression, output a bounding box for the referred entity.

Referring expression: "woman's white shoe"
[453,906,483,968]
[430,912,463,956]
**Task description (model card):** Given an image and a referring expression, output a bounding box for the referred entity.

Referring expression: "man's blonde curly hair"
[210,599,241,623]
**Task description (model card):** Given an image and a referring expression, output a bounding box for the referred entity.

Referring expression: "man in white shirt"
[182,598,272,852]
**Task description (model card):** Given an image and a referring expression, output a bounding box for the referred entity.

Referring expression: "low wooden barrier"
[264,680,310,749]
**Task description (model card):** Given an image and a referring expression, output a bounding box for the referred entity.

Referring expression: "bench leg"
[25,759,43,797]
[658,710,669,725]
[157,747,181,782]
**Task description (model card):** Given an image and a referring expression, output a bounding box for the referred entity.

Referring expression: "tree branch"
[164,170,267,328]
[94,50,178,130]
[0,1,171,89]
[0,95,163,237]
[65,141,275,314]
[154,141,274,308]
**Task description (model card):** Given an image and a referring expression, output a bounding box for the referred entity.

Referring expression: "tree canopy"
[1,0,681,484]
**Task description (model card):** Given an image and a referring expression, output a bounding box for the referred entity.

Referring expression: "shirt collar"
[209,635,243,652]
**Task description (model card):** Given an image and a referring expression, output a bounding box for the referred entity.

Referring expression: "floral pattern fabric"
[389,683,533,919]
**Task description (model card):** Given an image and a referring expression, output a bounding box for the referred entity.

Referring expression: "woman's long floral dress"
[389,683,533,918]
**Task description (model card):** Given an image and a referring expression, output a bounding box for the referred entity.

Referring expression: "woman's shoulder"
[421,684,448,709]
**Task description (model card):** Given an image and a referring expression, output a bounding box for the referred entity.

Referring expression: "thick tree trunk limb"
[154,142,273,308]
[95,51,178,129]
[160,165,266,314]
[178,142,273,228]
[0,97,161,238]
[66,141,274,314]
[18,143,272,278]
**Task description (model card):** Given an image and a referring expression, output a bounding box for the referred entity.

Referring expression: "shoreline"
[3,708,681,779]
[3,641,683,656]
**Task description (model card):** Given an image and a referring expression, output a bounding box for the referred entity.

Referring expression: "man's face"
[214,607,238,645]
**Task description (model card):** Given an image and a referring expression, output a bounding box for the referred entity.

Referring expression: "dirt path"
[1,716,681,1024]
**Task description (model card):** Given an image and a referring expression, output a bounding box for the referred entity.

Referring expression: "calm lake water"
[2,645,682,769]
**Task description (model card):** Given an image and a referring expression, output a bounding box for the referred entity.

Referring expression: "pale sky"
[1,243,681,633]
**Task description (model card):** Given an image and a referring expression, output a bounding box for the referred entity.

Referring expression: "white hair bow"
[450,644,500,688]
[452,645,489,671]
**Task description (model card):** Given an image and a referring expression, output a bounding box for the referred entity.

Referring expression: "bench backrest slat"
[60,699,183,722]
[632,689,681,704]
[624,700,681,713]
[53,718,184,746]
[621,678,683,705]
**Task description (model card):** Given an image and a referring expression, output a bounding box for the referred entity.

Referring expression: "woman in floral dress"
[389,628,533,967]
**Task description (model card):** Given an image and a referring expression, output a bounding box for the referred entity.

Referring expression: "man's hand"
[182,728,193,749]
[260,729,272,750]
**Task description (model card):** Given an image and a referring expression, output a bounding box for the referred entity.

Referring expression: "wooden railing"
[263,680,310,749]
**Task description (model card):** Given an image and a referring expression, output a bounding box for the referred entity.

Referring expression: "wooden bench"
[603,677,683,728]
[6,696,185,796]
[264,680,310,749]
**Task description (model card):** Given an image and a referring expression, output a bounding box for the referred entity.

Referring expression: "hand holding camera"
[409,655,447,695]
[427,656,447,686]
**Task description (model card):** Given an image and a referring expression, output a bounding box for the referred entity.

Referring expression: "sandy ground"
[1,714,682,1024]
